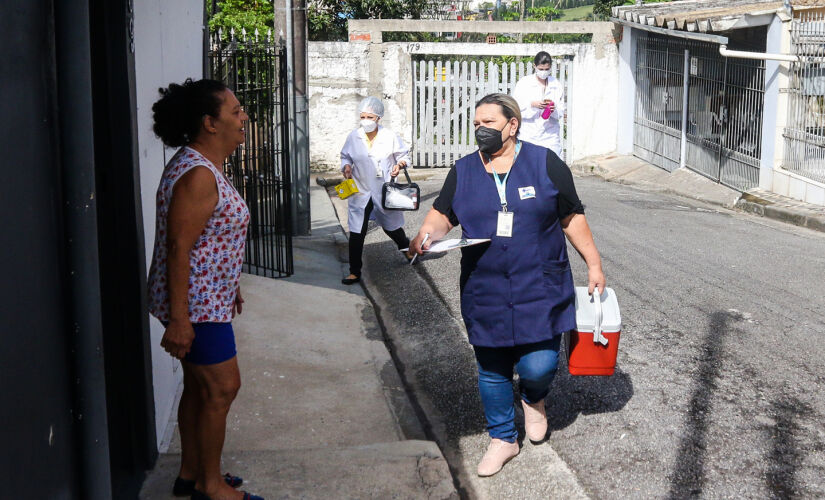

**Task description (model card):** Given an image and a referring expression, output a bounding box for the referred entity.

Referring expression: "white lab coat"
[340,126,411,233]
[512,73,566,156]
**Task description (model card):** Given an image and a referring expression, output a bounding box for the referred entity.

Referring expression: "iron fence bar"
[716,56,728,183]
[680,48,689,169]
[208,32,293,278]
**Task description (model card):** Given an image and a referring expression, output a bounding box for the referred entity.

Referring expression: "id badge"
[496,211,514,238]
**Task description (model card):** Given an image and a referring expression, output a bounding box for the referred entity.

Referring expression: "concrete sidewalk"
[571,154,825,233]
[140,186,456,499]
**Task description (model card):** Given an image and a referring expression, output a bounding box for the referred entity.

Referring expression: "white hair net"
[358,96,384,117]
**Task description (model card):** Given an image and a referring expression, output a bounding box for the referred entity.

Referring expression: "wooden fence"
[412,58,572,166]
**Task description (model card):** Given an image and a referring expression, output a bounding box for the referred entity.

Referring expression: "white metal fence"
[784,13,825,184]
[412,58,572,166]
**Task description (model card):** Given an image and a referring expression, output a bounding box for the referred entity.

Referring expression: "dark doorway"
[89,0,158,497]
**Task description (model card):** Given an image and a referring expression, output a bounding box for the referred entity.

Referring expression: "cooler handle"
[592,289,608,346]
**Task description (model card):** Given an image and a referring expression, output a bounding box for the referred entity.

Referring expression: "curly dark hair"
[152,78,228,147]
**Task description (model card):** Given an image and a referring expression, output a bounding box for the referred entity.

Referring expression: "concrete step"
[141,440,456,500]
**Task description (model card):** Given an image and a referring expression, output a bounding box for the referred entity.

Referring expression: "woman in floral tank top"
[148,79,262,500]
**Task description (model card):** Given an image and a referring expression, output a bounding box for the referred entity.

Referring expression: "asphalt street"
[354,172,825,499]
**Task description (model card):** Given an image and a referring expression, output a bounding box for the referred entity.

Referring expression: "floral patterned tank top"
[148,147,250,323]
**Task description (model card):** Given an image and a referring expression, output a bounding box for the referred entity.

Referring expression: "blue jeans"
[473,336,561,443]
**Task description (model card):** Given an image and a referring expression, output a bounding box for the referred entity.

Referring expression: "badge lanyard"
[488,141,522,209]
[488,141,521,238]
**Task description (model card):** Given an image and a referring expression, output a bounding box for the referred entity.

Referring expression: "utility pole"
[285,0,310,235]
[293,0,310,235]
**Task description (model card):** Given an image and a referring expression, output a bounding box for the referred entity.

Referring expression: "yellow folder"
[335,178,359,200]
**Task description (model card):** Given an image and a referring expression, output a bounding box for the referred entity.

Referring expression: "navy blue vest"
[453,141,575,347]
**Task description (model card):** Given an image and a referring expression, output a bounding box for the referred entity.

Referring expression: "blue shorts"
[163,321,237,365]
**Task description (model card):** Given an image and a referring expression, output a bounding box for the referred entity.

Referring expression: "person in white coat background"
[340,97,415,285]
[512,51,566,158]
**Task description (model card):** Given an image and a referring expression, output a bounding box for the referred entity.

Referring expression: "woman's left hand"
[587,265,606,296]
[232,287,244,317]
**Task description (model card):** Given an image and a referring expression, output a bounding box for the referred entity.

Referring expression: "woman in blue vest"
[410,93,605,477]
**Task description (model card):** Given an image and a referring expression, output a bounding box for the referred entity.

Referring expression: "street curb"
[321,185,590,499]
[319,186,465,497]
[569,158,740,210]
[735,196,825,233]
[572,156,825,233]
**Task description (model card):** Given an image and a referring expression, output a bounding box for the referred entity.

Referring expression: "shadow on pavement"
[765,396,812,499]
[545,360,634,432]
[667,310,739,499]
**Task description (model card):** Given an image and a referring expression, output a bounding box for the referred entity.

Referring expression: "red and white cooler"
[567,287,622,376]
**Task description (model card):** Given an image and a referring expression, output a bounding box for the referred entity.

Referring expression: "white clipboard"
[401,238,491,254]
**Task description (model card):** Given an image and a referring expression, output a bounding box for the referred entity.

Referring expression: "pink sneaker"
[521,399,548,443]
[477,438,520,477]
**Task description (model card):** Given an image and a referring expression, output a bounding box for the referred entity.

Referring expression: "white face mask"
[360,119,378,133]
[535,69,551,80]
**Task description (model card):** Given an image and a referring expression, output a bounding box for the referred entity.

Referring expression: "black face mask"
[475,124,508,154]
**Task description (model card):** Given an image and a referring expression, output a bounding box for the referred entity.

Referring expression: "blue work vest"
[453,141,576,347]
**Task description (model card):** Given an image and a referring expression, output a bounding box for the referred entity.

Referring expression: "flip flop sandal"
[172,474,243,496]
[191,490,264,500]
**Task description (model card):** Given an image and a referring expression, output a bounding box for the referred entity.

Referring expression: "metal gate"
[784,12,825,184]
[209,31,293,278]
[413,57,572,166]
[634,31,765,191]
[634,33,684,172]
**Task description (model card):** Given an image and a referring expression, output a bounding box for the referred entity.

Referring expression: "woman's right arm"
[162,166,218,359]
[410,208,452,255]
[341,134,353,179]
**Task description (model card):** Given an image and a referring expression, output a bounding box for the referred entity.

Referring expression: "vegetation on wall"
[309,0,431,41]
[593,0,670,20]
[207,0,274,36]
[204,0,612,42]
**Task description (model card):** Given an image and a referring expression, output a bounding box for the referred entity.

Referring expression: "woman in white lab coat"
[340,97,414,285]
[511,51,566,158]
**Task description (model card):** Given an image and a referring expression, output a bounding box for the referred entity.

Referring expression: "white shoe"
[477,438,520,477]
[521,399,548,443]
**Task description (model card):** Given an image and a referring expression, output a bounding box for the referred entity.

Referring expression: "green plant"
[527,5,560,21]
[593,0,668,20]
[308,0,431,41]
[208,0,274,37]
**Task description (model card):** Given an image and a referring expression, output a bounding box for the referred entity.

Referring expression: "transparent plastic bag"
[381,167,420,211]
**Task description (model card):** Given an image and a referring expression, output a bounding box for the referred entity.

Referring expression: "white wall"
[133,0,204,448]
[308,40,619,169]
[569,42,620,160]
[307,42,371,170]
[759,15,785,191]
[616,25,636,155]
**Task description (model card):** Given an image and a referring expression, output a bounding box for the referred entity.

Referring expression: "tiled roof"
[612,0,792,33]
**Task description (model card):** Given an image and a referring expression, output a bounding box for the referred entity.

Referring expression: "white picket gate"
[412,58,572,167]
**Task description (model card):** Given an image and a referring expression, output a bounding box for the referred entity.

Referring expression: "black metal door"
[0,2,78,497]
[209,33,293,278]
